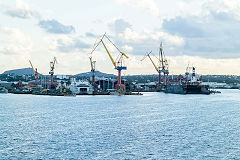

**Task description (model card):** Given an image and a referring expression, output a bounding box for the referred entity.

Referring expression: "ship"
[165,67,211,94]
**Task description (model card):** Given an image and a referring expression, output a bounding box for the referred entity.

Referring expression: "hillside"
[1,68,115,78]
[74,71,116,78]
[2,68,35,76]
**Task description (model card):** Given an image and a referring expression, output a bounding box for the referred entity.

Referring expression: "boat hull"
[165,84,210,94]
[0,88,8,94]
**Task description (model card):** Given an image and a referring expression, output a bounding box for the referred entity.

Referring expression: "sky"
[0,0,240,75]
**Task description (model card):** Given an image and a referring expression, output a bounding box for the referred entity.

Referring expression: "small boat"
[0,87,8,94]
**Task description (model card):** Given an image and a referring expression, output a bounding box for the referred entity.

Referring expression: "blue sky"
[0,0,240,75]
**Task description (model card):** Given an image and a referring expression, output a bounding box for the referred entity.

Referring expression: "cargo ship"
[165,67,211,94]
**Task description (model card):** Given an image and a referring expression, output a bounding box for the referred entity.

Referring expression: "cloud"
[0,27,32,55]
[202,0,240,19]
[85,32,96,38]
[161,9,240,58]
[45,35,91,53]
[118,28,146,43]
[118,28,184,47]
[108,18,131,33]
[122,45,133,52]
[38,19,75,34]
[162,16,204,37]
[4,0,40,19]
[57,39,90,53]
[116,0,160,16]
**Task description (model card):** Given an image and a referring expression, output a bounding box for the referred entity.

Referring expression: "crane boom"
[29,60,34,72]
[160,45,164,68]
[101,40,117,69]
[90,33,106,55]
[90,57,94,70]
[50,57,57,72]
[104,35,129,59]
[141,51,159,72]
[29,60,39,80]
[120,52,129,59]
[148,55,159,72]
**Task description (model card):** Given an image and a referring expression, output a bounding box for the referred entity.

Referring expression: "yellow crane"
[29,60,39,80]
[90,33,129,91]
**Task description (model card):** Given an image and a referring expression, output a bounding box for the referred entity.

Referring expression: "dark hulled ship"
[165,67,211,94]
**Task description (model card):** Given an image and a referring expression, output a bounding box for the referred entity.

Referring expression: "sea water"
[0,90,240,159]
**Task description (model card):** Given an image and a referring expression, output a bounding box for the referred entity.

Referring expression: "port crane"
[141,43,169,87]
[90,33,129,91]
[29,60,39,80]
[89,56,97,88]
[49,57,57,89]
[159,43,169,86]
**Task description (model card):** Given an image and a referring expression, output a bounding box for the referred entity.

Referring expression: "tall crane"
[49,57,57,89]
[141,42,169,87]
[29,60,39,80]
[90,33,129,91]
[159,43,169,86]
[89,56,96,88]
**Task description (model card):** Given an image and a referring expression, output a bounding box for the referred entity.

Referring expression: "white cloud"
[203,0,240,19]
[118,28,147,43]
[0,27,32,55]
[0,27,33,73]
[122,45,133,52]
[43,34,90,53]
[151,32,185,47]
[108,18,131,33]
[38,19,75,34]
[5,0,40,19]
[118,27,184,47]
[116,0,160,16]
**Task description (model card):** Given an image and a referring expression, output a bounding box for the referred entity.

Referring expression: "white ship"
[69,78,93,95]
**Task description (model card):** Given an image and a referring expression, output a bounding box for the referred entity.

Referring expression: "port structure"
[49,57,57,89]
[29,60,39,80]
[141,43,169,87]
[89,56,97,89]
[159,43,169,87]
[90,33,129,91]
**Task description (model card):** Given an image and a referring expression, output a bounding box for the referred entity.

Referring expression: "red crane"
[90,33,129,92]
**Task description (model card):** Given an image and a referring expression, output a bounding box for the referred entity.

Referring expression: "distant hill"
[2,68,35,76]
[2,68,116,78]
[74,71,116,78]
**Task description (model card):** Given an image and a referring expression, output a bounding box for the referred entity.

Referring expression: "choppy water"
[0,90,240,159]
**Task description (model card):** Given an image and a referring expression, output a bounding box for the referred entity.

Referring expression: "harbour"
[0,39,228,96]
[1,0,240,159]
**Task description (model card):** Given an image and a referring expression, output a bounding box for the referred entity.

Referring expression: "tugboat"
[0,87,8,94]
[165,67,211,94]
